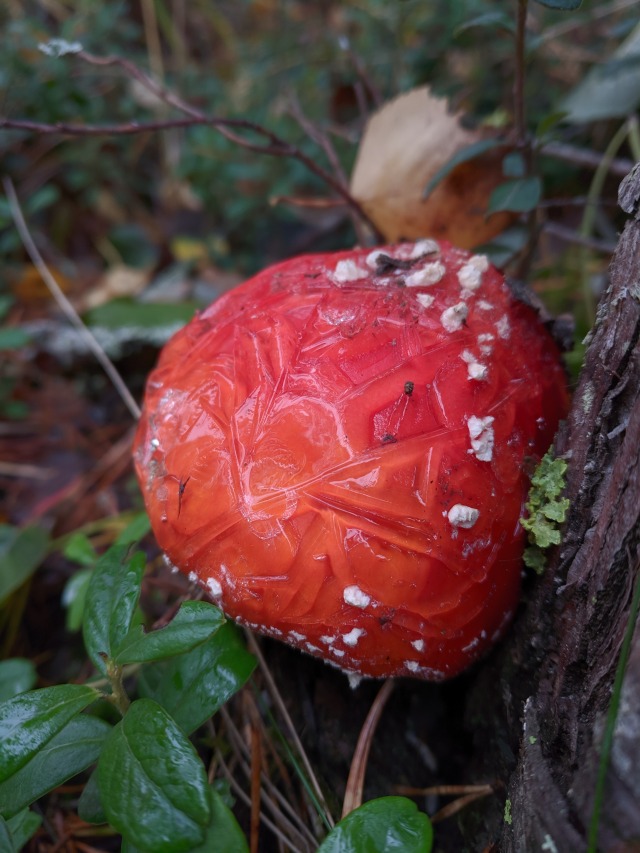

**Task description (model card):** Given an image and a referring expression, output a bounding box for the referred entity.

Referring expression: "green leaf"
[0,524,50,605]
[534,0,582,8]
[85,299,199,330]
[115,512,151,546]
[0,684,99,782]
[422,138,503,199]
[0,328,30,351]
[454,11,515,37]
[62,568,93,632]
[0,816,14,853]
[2,809,42,852]
[487,177,541,214]
[318,797,433,853]
[561,23,640,122]
[0,714,111,819]
[188,787,249,853]
[139,622,256,734]
[97,699,210,853]
[77,770,107,824]
[113,600,225,665]
[26,184,60,216]
[502,152,526,178]
[63,532,97,566]
[0,660,37,703]
[82,545,145,676]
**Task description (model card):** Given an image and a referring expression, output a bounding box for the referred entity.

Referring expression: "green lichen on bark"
[521,448,570,574]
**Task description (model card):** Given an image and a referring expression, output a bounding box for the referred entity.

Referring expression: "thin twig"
[540,142,634,178]
[2,177,141,421]
[542,221,617,254]
[341,679,395,818]
[1,49,377,236]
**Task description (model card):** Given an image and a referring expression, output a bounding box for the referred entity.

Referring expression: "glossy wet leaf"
[82,545,145,676]
[0,524,50,605]
[113,600,225,665]
[77,770,107,824]
[62,568,93,632]
[317,797,433,853]
[0,714,111,819]
[187,786,249,853]
[0,659,37,703]
[138,622,256,734]
[1,809,42,852]
[97,699,210,852]
[0,684,99,782]
[487,177,541,214]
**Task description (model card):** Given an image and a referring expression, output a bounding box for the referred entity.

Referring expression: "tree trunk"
[466,166,640,852]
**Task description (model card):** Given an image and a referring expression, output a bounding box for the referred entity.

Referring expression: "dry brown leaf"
[350,86,513,249]
[82,265,149,310]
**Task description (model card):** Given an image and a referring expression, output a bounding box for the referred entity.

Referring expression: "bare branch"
[2,49,380,238]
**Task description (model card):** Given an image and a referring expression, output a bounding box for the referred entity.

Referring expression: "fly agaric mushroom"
[134,240,569,681]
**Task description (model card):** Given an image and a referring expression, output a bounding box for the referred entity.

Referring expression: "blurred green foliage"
[1,0,636,275]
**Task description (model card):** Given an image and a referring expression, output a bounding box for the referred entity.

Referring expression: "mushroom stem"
[341,679,395,818]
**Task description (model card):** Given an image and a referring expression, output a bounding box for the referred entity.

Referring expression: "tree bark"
[466,165,640,852]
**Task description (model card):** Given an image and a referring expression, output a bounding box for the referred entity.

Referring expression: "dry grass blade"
[218,704,320,850]
[341,678,395,818]
[245,631,335,829]
[396,782,496,823]
[2,177,141,422]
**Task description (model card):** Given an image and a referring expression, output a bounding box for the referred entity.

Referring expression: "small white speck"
[440,302,468,332]
[480,630,487,639]
[320,635,337,645]
[467,415,495,462]
[332,648,345,658]
[334,258,368,283]
[343,585,371,608]
[462,637,480,653]
[448,504,480,528]
[477,332,495,354]
[496,314,511,339]
[347,672,363,689]
[271,628,283,637]
[416,292,435,309]
[365,249,386,270]
[457,255,488,292]
[306,643,321,653]
[188,571,199,584]
[405,660,420,672]
[342,628,365,647]
[411,639,425,652]
[151,438,160,448]
[460,350,488,380]
[477,300,494,311]
[405,261,445,287]
[289,631,306,642]
[206,577,223,597]
[410,238,440,258]
[467,361,488,381]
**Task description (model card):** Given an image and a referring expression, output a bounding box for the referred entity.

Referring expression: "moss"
[520,448,570,574]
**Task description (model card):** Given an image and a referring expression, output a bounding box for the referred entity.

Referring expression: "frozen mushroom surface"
[134,241,569,680]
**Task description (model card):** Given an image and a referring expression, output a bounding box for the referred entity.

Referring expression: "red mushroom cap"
[134,240,569,681]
